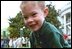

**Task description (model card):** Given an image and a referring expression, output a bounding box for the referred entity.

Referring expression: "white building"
[58,2,71,35]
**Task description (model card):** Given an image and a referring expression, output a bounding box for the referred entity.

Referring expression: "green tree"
[46,4,61,28]
[8,12,31,38]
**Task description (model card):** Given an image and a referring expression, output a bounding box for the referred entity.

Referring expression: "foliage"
[46,4,61,28]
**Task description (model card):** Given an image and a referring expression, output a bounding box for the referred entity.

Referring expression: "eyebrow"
[22,11,37,17]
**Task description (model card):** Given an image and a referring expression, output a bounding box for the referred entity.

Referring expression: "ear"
[44,7,48,17]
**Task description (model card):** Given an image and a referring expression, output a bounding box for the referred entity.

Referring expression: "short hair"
[20,1,45,10]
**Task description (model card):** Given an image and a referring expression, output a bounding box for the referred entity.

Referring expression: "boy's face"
[21,4,46,31]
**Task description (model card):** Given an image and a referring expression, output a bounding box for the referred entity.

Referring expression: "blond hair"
[20,1,45,10]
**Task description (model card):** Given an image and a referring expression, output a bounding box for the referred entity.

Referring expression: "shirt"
[30,21,70,48]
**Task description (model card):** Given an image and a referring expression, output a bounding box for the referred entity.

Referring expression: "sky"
[1,1,71,29]
[1,1,21,29]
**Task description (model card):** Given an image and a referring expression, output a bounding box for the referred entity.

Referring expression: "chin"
[31,27,40,32]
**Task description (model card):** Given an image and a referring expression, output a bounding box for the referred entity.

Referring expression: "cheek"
[37,16,45,27]
[34,14,45,24]
[35,17,44,26]
[38,16,45,22]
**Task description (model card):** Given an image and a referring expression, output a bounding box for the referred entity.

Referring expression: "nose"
[27,17,34,24]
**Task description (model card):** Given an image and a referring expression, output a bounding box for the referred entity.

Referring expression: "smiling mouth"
[29,24,37,28]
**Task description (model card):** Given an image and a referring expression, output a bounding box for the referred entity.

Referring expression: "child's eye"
[22,16,28,20]
[32,13,37,16]
[22,15,28,20]
[24,16,28,19]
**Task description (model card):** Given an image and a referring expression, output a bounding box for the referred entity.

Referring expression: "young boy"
[20,1,70,48]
